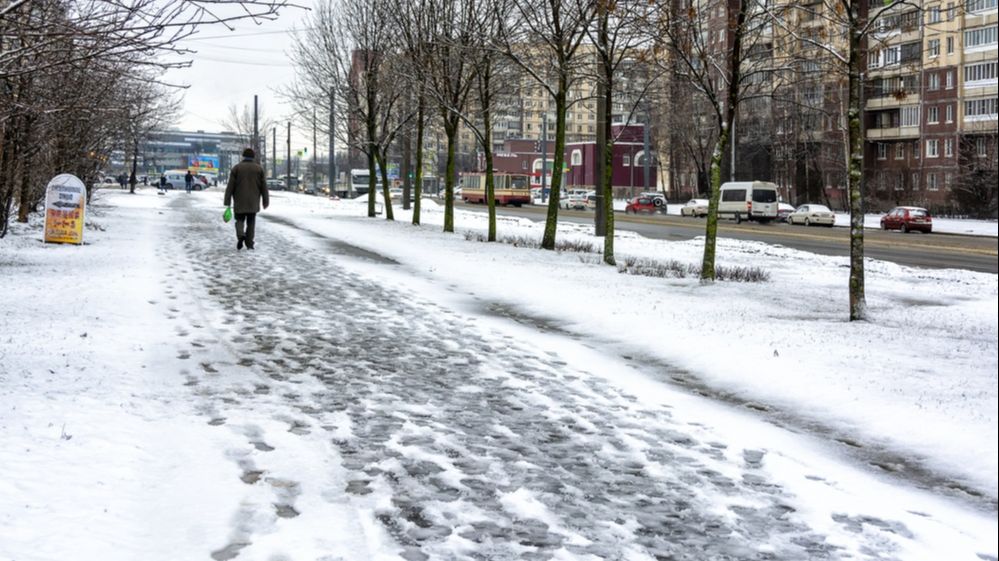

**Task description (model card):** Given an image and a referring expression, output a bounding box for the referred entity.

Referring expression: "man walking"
[184,170,194,193]
[224,148,269,250]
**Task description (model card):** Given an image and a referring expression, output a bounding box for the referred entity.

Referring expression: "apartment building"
[864,0,998,211]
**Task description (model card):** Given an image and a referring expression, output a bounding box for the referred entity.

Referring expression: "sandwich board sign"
[43,174,87,245]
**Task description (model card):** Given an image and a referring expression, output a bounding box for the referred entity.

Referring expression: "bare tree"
[286,0,409,220]
[0,0,300,238]
[762,0,925,320]
[653,0,777,281]
[499,0,597,250]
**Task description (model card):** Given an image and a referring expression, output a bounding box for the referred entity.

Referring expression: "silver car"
[788,204,836,227]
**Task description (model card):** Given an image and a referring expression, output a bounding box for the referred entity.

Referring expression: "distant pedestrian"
[184,170,194,193]
[224,148,269,251]
[117,174,126,190]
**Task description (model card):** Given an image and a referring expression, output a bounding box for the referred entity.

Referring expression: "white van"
[718,181,779,223]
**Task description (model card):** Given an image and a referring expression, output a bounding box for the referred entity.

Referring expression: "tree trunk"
[413,97,425,225]
[443,116,458,233]
[376,148,394,221]
[701,133,727,281]
[366,148,377,218]
[481,64,497,242]
[847,18,867,320]
[129,141,139,194]
[541,77,569,250]
[16,116,35,223]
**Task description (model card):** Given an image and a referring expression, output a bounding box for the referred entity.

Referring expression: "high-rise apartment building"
[863,0,997,210]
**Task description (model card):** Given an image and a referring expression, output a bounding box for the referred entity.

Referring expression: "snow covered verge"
[832,212,999,237]
[264,192,998,502]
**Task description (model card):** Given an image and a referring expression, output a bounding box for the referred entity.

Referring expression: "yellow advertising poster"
[43,174,87,245]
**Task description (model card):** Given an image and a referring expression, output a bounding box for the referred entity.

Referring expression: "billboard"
[188,154,219,174]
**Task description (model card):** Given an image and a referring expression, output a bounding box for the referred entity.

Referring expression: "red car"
[624,196,663,214]
[881,206,932,233]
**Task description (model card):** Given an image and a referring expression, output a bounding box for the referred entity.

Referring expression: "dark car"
[881,206,932,233]
[625,196,662,214]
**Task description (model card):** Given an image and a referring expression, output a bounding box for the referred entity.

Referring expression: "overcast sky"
[163,3,315,149]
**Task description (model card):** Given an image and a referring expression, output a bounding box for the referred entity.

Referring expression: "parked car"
[625,196,663,214]
[266,179,285,191]
[640,191,668,212]
[680,198,709,217]
[788,204,836,227]
[585,192,598,211]
[560,189,589,210]
[881,206,933,233]
[718,181,779,223]
[777,203,795,222]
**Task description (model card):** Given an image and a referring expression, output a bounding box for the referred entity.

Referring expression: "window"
[975,137,987,156]
[946,70,954,89]
[901,105,921,126]
[928,72,940,90]
[928,38,940,57]
[964,61,998,85]
[928,6,941,22]
[623,155,631,166]
[912,172,921,190]
[966,0,998,12]
[927,172,939,191]
[914,140,921,159]
[877,143,888,159]
[965,26,998,50]
[570,149,582,166]
[945,138,954,157]
[947,36,954,54]
[884,45,901,66]
[928,106,939,123]
[965,97,999,119]
[947,2,956,19]
[868,49,882,69]
[946,104,954,122]
[926,139,939,157]
[895,143,905,159]
[721,189,747,202]
[944,172,953,189]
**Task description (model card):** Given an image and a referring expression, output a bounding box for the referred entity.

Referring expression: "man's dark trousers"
[235,212,257,248]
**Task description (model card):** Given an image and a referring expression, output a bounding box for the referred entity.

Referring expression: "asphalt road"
[455,202,999,274]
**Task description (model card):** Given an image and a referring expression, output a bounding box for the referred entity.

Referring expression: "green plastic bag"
[223,206,233,223]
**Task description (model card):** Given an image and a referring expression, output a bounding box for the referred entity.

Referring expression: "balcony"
[866,126,920,140]
[865,93,920,110]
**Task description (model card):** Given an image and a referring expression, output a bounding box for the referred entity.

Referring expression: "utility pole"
[313,106,318,193]
[329,88,336,198]
[643,114,651,191]
[272,128,276,179]
[253,95,259,164]
[286,122,291,190]
[594,64,607,236]
[541,116,548,203]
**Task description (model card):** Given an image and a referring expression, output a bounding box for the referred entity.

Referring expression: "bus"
[459,173,532,207]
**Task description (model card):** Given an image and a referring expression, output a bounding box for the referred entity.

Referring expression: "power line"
[184,28,310,41]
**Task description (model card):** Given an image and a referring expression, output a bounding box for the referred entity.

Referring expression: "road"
[455,202,999,273]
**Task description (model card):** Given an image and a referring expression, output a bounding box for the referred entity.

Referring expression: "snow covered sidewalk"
[1,188,996,561]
